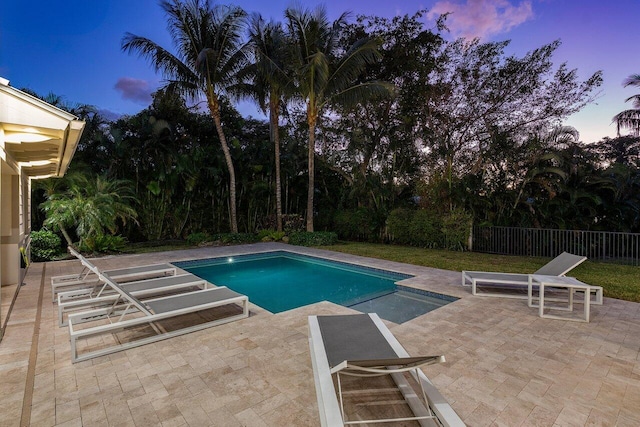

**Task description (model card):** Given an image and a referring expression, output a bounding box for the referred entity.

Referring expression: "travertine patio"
[1,243,639,426]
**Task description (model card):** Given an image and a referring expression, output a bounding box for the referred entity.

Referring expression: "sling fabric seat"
[57,273,212,326]
[69,272,249,363]
[51,247,176,301]
[309,313,465,426]
[461,251,587,299]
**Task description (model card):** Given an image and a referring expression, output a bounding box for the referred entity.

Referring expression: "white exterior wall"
[0,78,84,342]
[1,134,22,286]
[0,115,33,339]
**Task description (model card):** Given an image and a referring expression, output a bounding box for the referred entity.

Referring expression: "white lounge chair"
[309,313,465,427]
[51,246,176,301]
[57,273,213,326]
[462,251,587,299]
[69,272,249,363]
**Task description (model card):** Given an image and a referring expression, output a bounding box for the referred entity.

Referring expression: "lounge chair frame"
[309,313,465,427]
[69,274,249,363]
[461,251,587,299]
[64,255,249,363]
[51,247,176,302]
[57,273,212,327]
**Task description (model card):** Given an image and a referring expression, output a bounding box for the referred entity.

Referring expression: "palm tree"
[34,176,75,245]
[121,0,247,233]
[285,6,393,231]
[239,15,293,232]
[613,74,640,136]
[40,175,138,249]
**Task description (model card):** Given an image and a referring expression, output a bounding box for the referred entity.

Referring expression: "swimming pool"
[175,251,455,323]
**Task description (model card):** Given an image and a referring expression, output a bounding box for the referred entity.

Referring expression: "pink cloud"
[114,77,153,104]
[428,0,534,40]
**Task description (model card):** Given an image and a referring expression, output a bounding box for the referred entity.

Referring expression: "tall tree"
[328,11,444,211]
[122,0,247,233]
[239,15,293,231]
[285,6,392,231]
[423,39,602,193]
[613,74,640,136]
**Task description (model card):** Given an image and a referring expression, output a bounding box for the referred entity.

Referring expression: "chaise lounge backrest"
[534,252,587,276]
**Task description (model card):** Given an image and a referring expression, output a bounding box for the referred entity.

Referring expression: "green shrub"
[288,231,338,246]
[211,233,260,245]
[79,235,127,253]
[409,210,443,248]
[387,208,414,245]
[387,208,444,248]
[441,208,472,250]
[258,229,287,242]
[334,208,380,241]
[282,214,306,232]
[257,214,305,232]
[30,230,62,262]
[186,232,210,246]
[256,229,274,240]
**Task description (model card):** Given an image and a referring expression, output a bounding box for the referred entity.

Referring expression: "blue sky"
[1,0,639,143]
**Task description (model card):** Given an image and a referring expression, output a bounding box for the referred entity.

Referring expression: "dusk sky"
[1,0,639,143]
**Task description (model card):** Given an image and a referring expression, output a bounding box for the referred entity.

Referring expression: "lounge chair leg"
[150,321,167,335]
[336,372,347,423]
[415,368,434,417]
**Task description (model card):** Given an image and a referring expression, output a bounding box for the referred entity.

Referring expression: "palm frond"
[622,74,640,88]
[613,109,640,136]
[308,52,331,96]
[624,94,640,109]
[327,37,382,94]
[122,33,199,87]
[327,81,394,110]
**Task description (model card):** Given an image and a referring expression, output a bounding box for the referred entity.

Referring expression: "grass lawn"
[320,242,640,303]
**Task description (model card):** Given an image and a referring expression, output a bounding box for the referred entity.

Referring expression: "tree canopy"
[33,5,639,253]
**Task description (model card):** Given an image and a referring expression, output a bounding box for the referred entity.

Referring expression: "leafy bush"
[441,208,472,250]
[409,210,443,248]
[282,214,306,232]
[30,230,62,262]
[334,208,380,242]
[211,233,260,244]
[387,208,443,248]
[386,208,414,244]
[79,234,127,253]
[257,214,305,233]
[257,229,287,242]
[186,232,210,246]
[288,231,338,246]
[388,207,471,250]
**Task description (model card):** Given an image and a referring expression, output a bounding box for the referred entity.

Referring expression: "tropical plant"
[285,5,393,231]
[613,74,640,136]
[288,231,338,246]
[40,175,138,251]
[122,0,248,233]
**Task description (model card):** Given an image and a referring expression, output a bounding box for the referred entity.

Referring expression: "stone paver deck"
[1,242,639,426]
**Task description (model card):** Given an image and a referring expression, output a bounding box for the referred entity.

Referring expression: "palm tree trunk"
[307,117,316,232]
[208,99,238,233]
[270,97,283,232]
[59,225,73,247]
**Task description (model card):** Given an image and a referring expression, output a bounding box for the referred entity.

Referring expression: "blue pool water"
[176,251,455,322]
